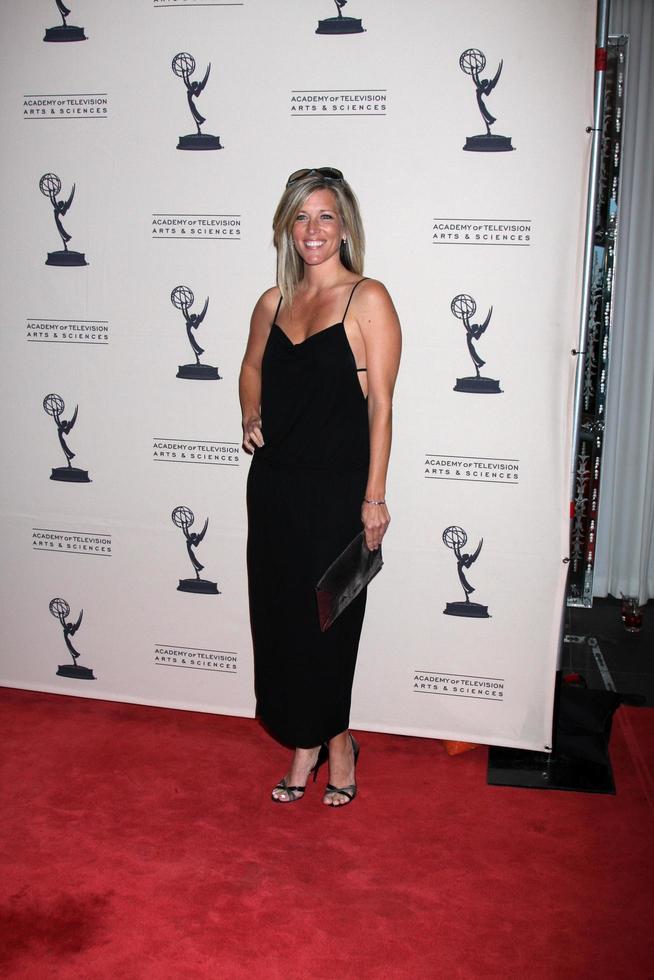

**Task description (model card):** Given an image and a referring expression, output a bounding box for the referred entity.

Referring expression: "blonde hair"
[272,173,365,304]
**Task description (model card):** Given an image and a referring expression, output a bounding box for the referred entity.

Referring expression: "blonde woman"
[239,168,401,806]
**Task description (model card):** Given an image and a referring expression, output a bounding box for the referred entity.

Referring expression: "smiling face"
[291,188,345,269]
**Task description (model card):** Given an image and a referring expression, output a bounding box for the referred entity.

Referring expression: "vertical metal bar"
[569,0,611,505]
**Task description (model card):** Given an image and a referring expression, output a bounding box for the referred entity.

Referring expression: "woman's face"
[291,188,345,268]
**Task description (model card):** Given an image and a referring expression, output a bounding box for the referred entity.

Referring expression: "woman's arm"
[239,287,278,453]
[356,280,402,550]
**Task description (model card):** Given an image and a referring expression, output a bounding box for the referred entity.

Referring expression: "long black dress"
[246,281,369,748]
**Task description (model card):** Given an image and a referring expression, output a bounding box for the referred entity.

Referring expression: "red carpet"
[1,688,652,979]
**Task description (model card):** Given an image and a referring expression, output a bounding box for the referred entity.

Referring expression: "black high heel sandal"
[324,734,360,807]
[271,743,328,803]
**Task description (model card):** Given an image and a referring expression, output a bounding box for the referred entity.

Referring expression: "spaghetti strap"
[342,278,367,323]
[272,292,283,324]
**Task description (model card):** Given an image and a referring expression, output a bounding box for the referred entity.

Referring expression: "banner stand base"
[487,743,615,794]
[486,681,640,795]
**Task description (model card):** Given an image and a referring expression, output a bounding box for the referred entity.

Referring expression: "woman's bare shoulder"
[359,277,387,291]
[355,278,397,314]
[253,285,282,319]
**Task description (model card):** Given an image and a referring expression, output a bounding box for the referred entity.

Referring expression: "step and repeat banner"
[0,0,595,751]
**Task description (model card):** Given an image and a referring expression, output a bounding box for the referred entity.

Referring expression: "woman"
[239,167,401,806]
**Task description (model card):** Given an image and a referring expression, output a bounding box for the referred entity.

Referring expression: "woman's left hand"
[361,501,390,551]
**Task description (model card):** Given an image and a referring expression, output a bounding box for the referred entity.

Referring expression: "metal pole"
[569,0,611,507]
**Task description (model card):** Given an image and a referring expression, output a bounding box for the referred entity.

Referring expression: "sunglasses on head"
[286,167,344,187]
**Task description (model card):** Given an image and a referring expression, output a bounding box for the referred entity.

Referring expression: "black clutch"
[315,531,383,632]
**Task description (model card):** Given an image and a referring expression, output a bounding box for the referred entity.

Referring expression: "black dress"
[246,280,369,748]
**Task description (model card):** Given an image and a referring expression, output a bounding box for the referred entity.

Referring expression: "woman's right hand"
[242,416,264,454]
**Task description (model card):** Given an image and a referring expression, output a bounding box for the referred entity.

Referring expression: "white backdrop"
[0,0,595,751]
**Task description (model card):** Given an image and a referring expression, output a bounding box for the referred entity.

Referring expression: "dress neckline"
[272,321,343,349]
[271,278,367,349]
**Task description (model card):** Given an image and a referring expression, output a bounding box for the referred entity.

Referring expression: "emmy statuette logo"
[43,1,87,43]
[171,286,221,380]
[459,49,514,152]
[39,174,88,267]
[442,526,490,618]
[172,506,220,594]
[49,598,96,679]
[316,0,365,35]
[43,393,91,482]
[450,294,502,394]
[172,53,223,151]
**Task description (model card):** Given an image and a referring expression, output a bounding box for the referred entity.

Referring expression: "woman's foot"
[271,745,325,802]
[323,732,359,807]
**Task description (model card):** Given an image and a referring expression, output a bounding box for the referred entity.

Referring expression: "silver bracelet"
[363,498,386,505]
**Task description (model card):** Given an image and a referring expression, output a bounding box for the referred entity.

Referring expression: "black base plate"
[487,685,628,794]
[463,134,515,152]
[44,26,87,42]
[454,376,502,394]
[57,664,96,679]
[177,134,223,151]
[488,744,615,794]
[177,578,221,594]
[46,250,88,267]
[444,601,490,618]
[316,17,365,34]
[50,467,91,483]
[176,364,222,380]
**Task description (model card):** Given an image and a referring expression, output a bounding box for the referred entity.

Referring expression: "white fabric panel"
[0,0,594,750]
[595,0,654,604]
